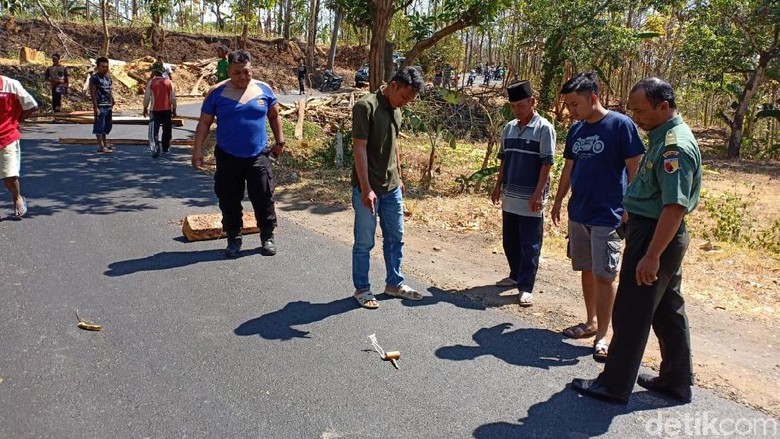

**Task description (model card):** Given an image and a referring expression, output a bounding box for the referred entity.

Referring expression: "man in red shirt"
[0,75,38,220]
[143,62,177,158]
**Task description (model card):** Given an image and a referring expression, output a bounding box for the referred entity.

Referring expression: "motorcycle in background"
[320,70,343,92]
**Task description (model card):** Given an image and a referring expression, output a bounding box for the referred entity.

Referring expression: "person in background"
[143,62,177,158]
[45,53,68,112]
[296,59,307,95]
[216,45,230,82]
[89,57,114,154]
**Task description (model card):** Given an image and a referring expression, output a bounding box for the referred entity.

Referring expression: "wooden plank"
[182,212,260,242]
[59,138,194,146]
[50,116,184,126]
[294,97,307,140]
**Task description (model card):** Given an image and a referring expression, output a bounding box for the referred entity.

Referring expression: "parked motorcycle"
[320,70,343,92]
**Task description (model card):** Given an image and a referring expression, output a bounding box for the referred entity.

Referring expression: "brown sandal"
[562,323,597,339]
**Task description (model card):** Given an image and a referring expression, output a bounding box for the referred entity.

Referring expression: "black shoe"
[224,236,242,258]
[637,373,692,403]
[152,151,160,158]
[260,234,276,256]
[571,378,629,405]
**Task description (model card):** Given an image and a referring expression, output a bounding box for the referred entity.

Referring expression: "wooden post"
[335,131,343,167]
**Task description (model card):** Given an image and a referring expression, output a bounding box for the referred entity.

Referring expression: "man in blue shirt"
[491,80,556,307]
[551,72,644,362]
[89,57,114,153]
[192,50,285,258]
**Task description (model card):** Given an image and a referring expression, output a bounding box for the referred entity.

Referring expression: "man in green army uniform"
[572,77,702,405]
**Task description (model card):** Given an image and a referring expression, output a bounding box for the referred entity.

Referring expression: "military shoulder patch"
[665,130,678,147]
[664,157,679,173]
[662,150,679,158]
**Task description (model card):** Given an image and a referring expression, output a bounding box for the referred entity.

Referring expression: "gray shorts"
[568,220,623,279]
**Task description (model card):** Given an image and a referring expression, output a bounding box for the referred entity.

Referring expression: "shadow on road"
[431,284,520,308]
[472,386,634,438]
[15,138,214,219]
[234,288,488,341]
[436,323,591,369]
[104,249,225,276]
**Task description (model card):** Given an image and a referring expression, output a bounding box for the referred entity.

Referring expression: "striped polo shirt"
[497,113,556,217]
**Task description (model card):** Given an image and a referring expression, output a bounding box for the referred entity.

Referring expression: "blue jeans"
[352,186,404,291]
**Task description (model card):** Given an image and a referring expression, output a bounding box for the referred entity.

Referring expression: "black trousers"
[151,110,172,152]
[598,214,693,397]
[298,77,305,93]
[502,211,544,293]
[51,87,62,110]
[214,147,277,238]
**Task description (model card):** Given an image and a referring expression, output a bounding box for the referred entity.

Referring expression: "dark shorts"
[93,108,113,135]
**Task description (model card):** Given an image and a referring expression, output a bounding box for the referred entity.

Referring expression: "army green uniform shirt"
[624,115,702,219]
[351,89,402,194]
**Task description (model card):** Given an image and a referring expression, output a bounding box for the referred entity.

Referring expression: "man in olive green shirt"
[573,77,701,405]
[351,67,425,309]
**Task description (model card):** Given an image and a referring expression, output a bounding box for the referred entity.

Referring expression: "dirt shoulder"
[272,187,780,418]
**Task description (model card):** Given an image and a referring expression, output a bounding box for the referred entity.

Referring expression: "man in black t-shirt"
[296,59,307,95]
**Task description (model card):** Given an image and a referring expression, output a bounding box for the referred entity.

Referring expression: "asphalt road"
[0,105,777,438]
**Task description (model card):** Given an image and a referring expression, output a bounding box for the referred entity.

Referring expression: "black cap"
[507,80,533,102]
[51,53,61,59]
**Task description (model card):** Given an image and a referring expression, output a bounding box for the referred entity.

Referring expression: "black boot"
[260,232,276,256]
[224,236,242,259]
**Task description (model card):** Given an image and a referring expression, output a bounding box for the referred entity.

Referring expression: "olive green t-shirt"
[350,89,402,194]
[624,115,702,219]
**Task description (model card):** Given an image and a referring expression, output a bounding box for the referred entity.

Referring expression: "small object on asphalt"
[369,334,401,370]
[75,309,103,331]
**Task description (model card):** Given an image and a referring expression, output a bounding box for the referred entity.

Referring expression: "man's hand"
[399,178,404,193]
[361,189,377,215]
[635,253,660,286]
[528,190,543,213]
[172,109,177,118]
[551,201,562,227]
[491,185,501,205]
[191,149,204,169]
[271,142,285,157]
[93,108,99,117]
[142,108,148,118]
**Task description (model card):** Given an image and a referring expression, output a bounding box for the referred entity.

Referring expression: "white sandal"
[384,284,423,301]
[519,292,533,307]
[354,290,379,309]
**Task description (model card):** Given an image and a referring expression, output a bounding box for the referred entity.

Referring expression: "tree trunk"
[369,0,393,91]
[538,31,566,111]
[306,0,320,69]
[403,16,472,67]
[326,8,342,71]
[727,54,770,159]
[283,0,292,40]
[100,0,109,56]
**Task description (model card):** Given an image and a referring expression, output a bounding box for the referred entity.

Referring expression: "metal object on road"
[369,334,401,370]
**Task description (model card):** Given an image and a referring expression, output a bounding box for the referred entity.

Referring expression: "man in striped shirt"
[491,80,556,307]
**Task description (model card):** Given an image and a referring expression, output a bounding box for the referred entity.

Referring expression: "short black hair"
[51,53,61,59]
[560,72,599,96]
[96,57,109,66]
[631,77,677,109]
[228,50,251,64]
[391,67,424,92]
[218,45,229,53]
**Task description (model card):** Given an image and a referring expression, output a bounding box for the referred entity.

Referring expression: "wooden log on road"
[182,212,260,242]
[49,116,184,126]
[59,138,194,146]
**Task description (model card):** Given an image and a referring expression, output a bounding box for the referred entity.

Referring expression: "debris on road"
[182,212,260,242]
[369,333,401,370]
[75,310,102,331]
